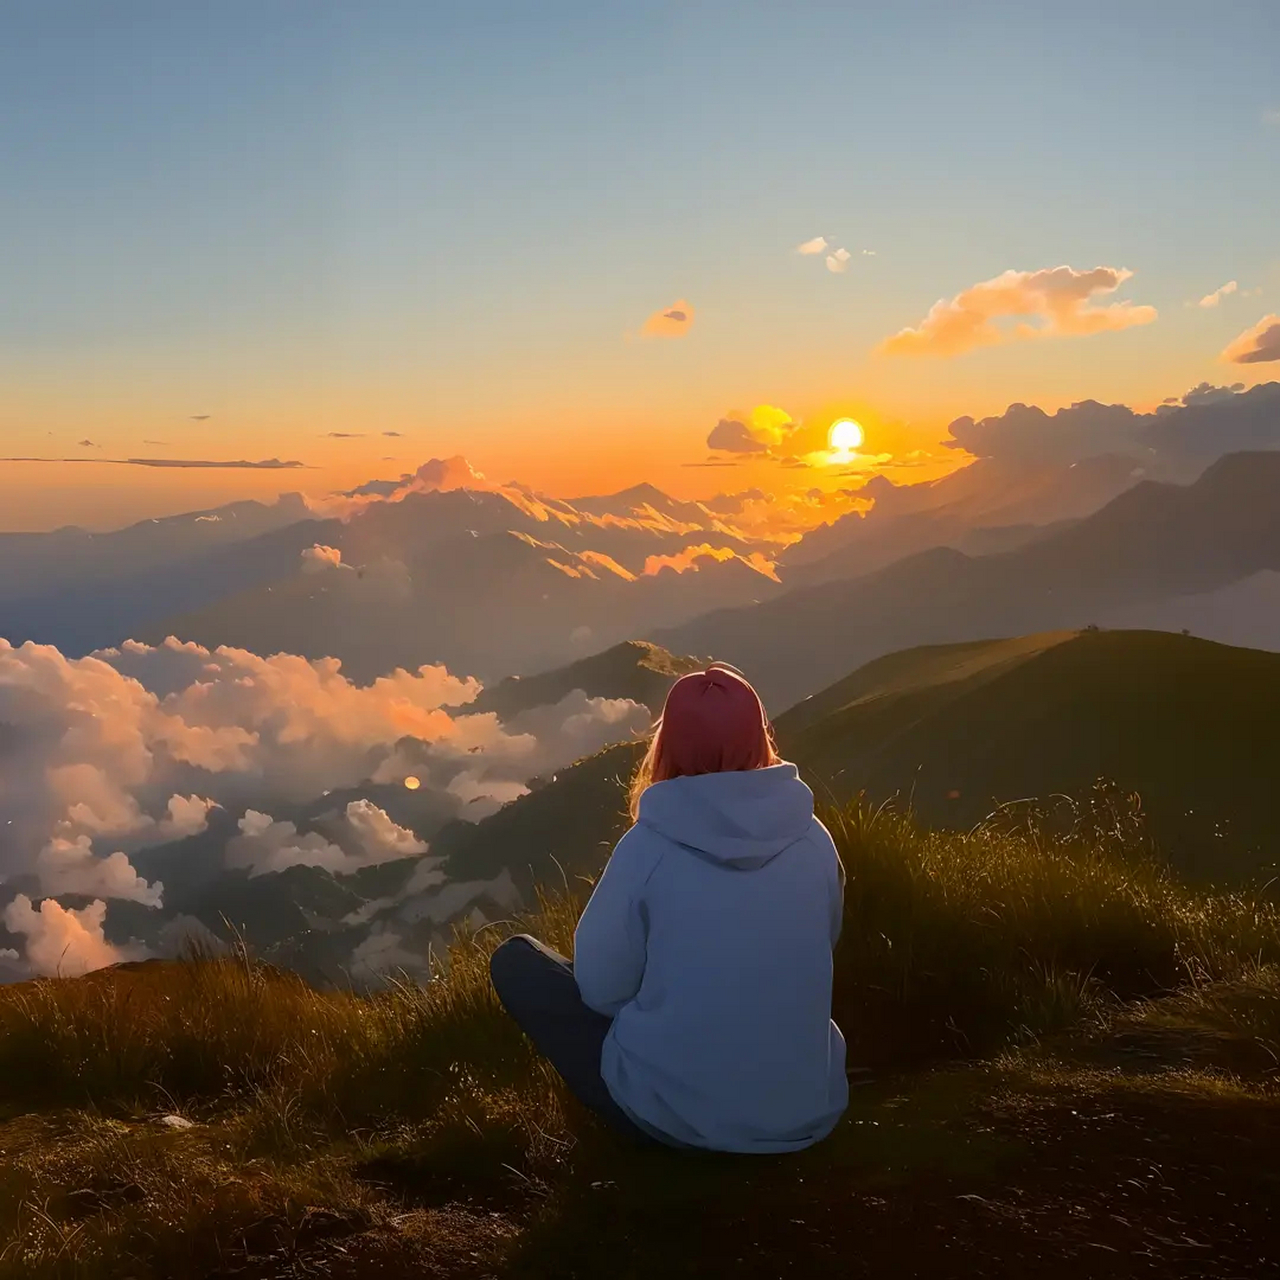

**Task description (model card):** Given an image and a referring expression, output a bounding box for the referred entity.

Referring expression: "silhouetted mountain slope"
[0,497,326,654]
[0,493,313,597]
[656,451,1280,710]
[774,629,1280,880]
[466,641,702,720]
[436,630,1280,891]
[783,453,1140,584]
[148,522,776,683]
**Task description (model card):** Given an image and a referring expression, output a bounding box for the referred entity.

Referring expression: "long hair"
[629,663,780,820]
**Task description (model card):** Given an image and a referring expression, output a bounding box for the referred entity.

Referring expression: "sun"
[828,419,864,452]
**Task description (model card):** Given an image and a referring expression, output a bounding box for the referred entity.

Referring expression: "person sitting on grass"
[489,662,848,1153]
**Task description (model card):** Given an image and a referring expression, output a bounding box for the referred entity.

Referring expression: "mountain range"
[657,451,1280,710]
[424,630,1280,897]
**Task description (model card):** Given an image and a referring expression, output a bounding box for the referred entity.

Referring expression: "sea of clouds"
[0,636,650,978]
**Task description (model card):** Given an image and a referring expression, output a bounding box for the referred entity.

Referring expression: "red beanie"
[654,665,774,778]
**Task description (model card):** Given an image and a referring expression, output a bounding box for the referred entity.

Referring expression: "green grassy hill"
[1,802,1277,1278]
[775,629,1280,883]
[429,629,1280,892]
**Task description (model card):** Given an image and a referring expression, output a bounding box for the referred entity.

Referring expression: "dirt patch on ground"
[221,1081,1278,1280]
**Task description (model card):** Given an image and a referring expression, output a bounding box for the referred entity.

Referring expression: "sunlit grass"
[0,797,1277,1275]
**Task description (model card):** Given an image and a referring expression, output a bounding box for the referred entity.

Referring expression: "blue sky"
[2,0,1278,526]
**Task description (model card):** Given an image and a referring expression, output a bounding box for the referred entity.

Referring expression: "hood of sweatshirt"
[636,763,815,870]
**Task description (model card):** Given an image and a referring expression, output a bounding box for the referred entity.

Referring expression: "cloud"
[309,456,494,519]
[344,798,429,858]
[78,439,100,448]
[700,488,768,514]
[225,800,425,878]
[301,544,346,574]
[0,636,478,882]
[383,431,403,438]
[942,381,1280,467]
[36,835,163,906]
[3,457,309,470]
[944,400,1142,462]
[707,419,769,454]
[350,926,431,981]
[1265,109,1280,127]
[122,457,308,469]
[706,405,799,456]
[1177,381,1246,407]
[641,299,695,338]
[799,237,857,274]
[0,636,653,973]
[642,544,779,581]
[326,432,367,439]
[1198,281,1239,308]
[878,266,1157,357]
[2,895,131,978]
[1222,315,1280,364]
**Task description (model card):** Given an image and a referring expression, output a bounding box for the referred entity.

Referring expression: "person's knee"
[489,933,539,998]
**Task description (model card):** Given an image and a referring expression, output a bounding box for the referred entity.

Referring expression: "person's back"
[576,764,847,1152]
[488,662,848,1154]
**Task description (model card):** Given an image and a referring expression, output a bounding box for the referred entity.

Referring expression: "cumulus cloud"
[36,836,163,907]
[374,689,652,821]
[706,405,799,456]
[226,804,424,878]
[2,895,131,978]
[1176,382,1246,407]
[1198,281,1239,308]
[942,381,1280,467]
[707,419,769,454]
[879,266,1157,358]
[0,637,478,884]
[0,636,656,972]
[799,236,858,274]
[311,456,494,519]
[344,799,429,859]
[701,489,769,514]
[641,299,695,338]
[944,400,1142,463]
[1222,315,1280,364]
[301,544,346,573]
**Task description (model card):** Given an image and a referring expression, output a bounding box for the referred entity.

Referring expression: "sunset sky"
[3,1,1279,529]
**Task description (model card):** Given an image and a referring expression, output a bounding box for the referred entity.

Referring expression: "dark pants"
[489,934,656,1144]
